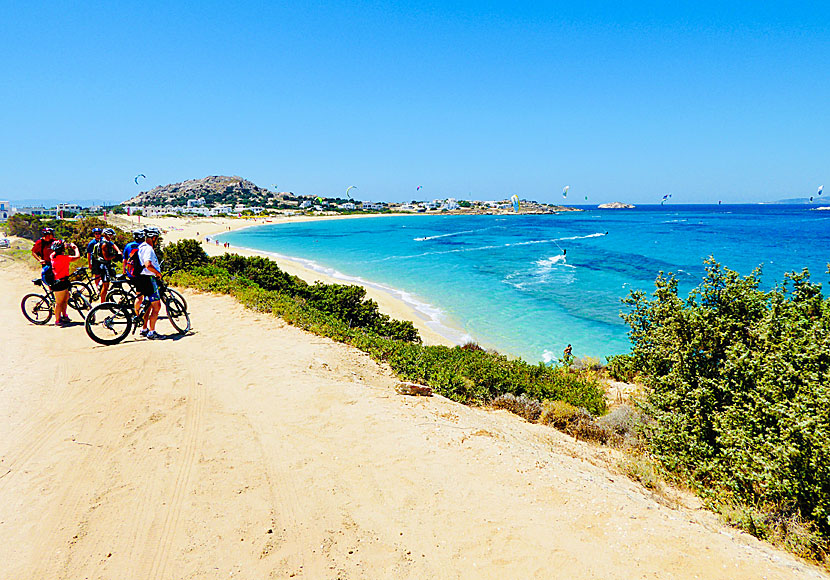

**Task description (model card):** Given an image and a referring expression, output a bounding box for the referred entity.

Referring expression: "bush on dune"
[622,257,830,556]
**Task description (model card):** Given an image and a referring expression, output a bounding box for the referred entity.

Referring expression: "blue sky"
[1,1,827,204]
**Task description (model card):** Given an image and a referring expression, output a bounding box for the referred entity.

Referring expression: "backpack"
[94,240,116,262]
[123,244,143,279]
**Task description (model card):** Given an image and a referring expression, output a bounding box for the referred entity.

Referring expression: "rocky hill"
[123,175,287,207]
[597,201,636,209]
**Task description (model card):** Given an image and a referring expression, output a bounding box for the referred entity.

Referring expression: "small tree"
[161,239,209,272]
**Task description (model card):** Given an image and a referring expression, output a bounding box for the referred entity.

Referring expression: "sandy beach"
[0,249,827,579]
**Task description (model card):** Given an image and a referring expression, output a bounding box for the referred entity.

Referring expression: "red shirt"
[51,254,73,279]
[32,238,54,262]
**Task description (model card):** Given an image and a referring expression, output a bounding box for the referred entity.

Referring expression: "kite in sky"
[346,185,357,199]
[134,174,146,185]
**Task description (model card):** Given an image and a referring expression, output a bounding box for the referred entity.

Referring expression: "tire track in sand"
[26,350,149,578]
[141,359,206,580]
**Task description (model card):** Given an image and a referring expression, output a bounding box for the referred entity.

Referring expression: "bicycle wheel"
[164,295,191,334]
[68,286,92,314]
[85,302,133,345]
[106,288,135,309]
[163,287,188,311]
[21,293,53,325]
[71,281,96,304]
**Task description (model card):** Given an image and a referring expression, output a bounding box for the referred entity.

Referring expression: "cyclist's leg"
[99,264,112,302]
[146,278,162,332]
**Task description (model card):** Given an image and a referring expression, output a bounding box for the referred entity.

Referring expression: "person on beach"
[93,228,121,302]
[49,240,81,326]
[86,227,103,290]
[31,227,56,287]
[134,226,164,339]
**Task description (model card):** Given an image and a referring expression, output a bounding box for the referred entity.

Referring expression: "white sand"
[0,256,826,579]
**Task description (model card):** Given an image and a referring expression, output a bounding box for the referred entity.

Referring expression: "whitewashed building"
[0,201,10,222]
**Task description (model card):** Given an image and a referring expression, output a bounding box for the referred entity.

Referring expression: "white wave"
[378,231,606,262]
[541,350,557,364]
[414,224,504,242]
[535,255,567,267]
[414,229,477,241]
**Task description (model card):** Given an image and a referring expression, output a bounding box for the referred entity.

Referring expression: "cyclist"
[31,227,57,287]
[134,226,164,339]
[122,229,144,270]
[94,228,121,302]
[86,227,103,291]
[49,240,82,326]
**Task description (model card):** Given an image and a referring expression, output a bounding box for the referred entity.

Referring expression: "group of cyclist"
[31,225,165,339]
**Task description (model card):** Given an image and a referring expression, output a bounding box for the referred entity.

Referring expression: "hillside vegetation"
[614,258,830,559]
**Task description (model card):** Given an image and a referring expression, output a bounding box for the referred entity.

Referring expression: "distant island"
[597,202,635,209]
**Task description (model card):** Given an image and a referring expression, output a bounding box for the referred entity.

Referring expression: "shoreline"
[119,213,464,347]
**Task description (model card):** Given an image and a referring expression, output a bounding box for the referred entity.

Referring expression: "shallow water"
[218,205,830,363]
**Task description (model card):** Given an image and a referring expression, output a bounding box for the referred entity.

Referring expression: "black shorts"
[52,277,70,292]
[134,276,160,301]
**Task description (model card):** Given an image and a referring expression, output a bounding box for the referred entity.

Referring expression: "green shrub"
[621,257,830,543]
[606,353,638,382]
[161,238,208,272]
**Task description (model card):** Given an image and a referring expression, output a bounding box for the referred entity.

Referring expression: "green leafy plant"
[621,257,830,554]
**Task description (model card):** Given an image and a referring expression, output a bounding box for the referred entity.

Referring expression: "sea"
[217,204,830,364]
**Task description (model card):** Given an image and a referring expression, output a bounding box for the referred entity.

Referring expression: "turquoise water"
[218,205,830,363]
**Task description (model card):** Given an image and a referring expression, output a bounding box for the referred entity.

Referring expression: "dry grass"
[491,393,542,422]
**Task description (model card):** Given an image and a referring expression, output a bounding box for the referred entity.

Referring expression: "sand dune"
[0,256,826,579]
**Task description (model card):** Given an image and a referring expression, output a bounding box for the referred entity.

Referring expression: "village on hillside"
[0,175,584,222]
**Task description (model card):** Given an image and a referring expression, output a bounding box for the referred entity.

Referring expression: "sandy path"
[0,261,826,579]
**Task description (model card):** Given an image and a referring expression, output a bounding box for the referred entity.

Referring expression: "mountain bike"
[71,265,135,304]
[84,277,191,345]
[20,278,92,325]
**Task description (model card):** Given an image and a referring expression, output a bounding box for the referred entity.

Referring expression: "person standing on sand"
[95,228,121,302]
[86,227,103,290]
[49,240,82,326]
[134,226,164,340]
[31,227,56,287]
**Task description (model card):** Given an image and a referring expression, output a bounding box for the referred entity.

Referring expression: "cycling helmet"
[50,240,65,253]
[133,228,146,241]
[102,228,115,236]
[92,227,102,234]
[144,226,161,237]
[41,227,55,236]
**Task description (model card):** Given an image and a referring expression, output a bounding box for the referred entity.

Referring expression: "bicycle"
[84,276,191,345]
[21,278,92,325]
[104,268,188,313]
[71,265,135,304]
